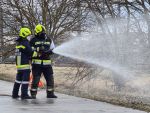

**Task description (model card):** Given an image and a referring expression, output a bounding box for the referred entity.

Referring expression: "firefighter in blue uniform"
[30,24,57,99]
[12,28,37,99]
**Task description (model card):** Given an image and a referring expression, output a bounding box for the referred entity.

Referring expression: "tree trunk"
[0,2,3,62]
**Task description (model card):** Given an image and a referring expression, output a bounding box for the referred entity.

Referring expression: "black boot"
[47,91,57,98]
[12,82,20,99]
[21,84,32,99]
[12,95,20,99]
[21,95,32,99]
[30,90,37,99]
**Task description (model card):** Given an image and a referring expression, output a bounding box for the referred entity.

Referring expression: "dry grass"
[0,64,16,81]
[1,64,150,112]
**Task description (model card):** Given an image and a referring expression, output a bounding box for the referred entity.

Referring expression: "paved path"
[0,80,146,113]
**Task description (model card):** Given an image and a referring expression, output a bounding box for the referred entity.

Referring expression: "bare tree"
[2,0,89,40]
[1,0,89,61]
[2,0,150,88]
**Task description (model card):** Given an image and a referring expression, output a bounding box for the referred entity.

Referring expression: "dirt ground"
[0,64,150,112]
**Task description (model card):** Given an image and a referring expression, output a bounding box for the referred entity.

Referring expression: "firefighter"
[30,24,57,99]
[12,27,37,99]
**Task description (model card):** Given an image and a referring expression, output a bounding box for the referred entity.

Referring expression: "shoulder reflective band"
[43,60,51,65]
[16,65,30,70]
[32,59,42,64]
[16,45,26,49]
[35,42,42,45]
[35,41,50,45]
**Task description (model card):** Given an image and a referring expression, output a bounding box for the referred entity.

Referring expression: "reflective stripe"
[47,88,53,91]
[31,88,37,91]
[35,41,50,45]
[16,45,26,49]
[35,42,42,45]
[16,65,30,70]
[32,51,37,57]
[15,80,22,84]
[43,60,51,65]
[32,47,36,51]
[15,80,29,84]
[44,42,50,45]
[22,81,29,84]
[32,59,51,65]
[32,59,42,64]
[17,68,30,70]
[17,56,21,65]
[36,47,40,52]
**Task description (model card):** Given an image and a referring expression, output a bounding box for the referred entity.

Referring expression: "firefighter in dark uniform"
[30,24,57,99]
[12,28,37,99]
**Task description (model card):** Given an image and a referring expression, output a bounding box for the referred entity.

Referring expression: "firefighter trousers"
[12,69,30,97]
[30,65,54,96]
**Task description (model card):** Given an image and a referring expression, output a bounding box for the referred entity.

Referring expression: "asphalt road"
[0,80,146,113]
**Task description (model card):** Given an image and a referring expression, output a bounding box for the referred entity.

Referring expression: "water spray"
[53,17,150,94]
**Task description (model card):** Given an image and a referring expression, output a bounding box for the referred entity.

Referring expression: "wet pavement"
[0,80,146,113]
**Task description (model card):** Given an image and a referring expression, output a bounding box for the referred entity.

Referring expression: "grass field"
[0,64,150,112]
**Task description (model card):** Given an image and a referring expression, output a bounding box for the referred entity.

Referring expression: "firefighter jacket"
[15,37,36,70]
[30,33,55,66]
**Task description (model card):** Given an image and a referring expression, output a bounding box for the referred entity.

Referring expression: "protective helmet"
[19,28,31,38]
[34,24,46,35]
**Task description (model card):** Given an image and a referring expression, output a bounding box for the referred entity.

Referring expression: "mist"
[53,17,150,94]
